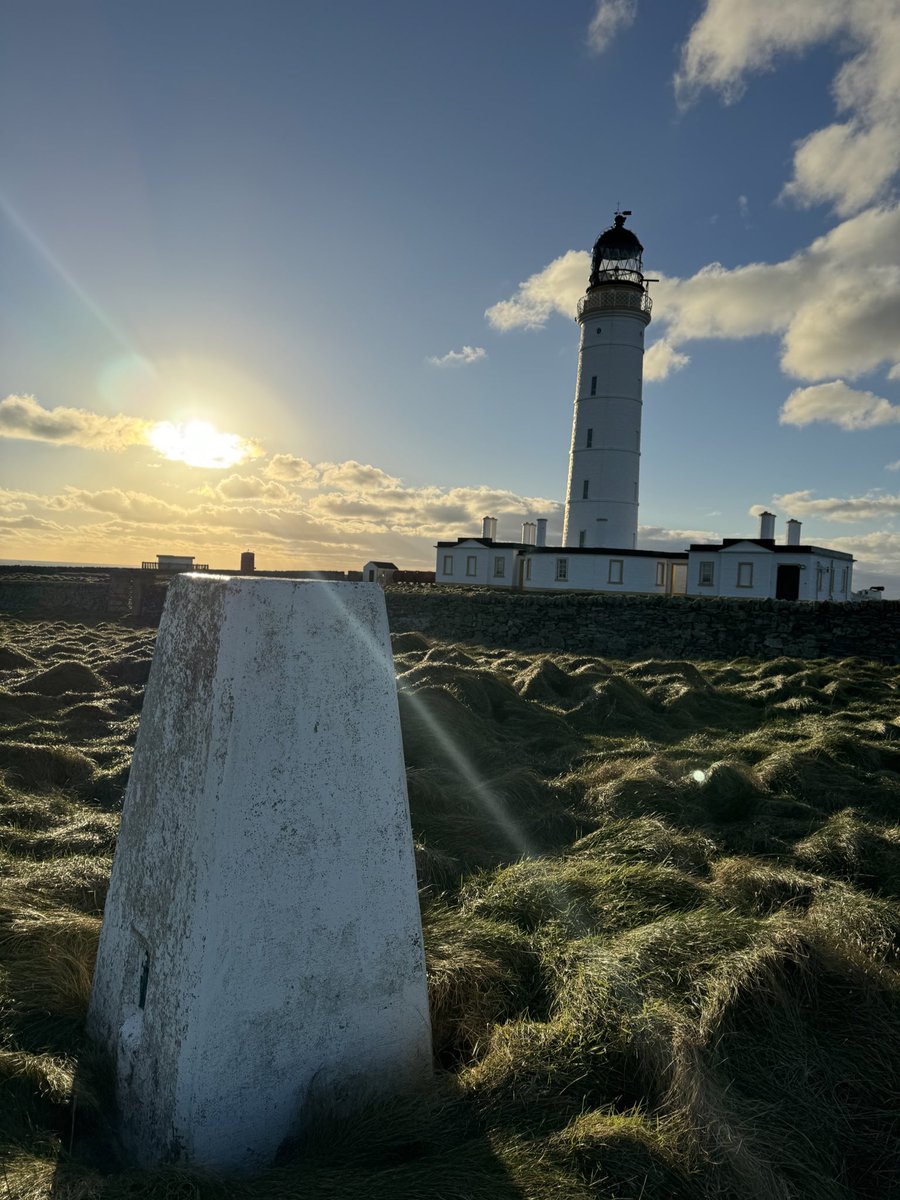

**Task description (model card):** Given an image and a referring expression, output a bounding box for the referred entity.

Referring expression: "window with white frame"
[655,561,666,587]
[737,562,753,587]
[698,561,714,586]
[442,555,453,575]
[493,556,505,577]
[556,558,568,581]
[524,558,532,581]
[608,559,623,584]
[466,555,477,577]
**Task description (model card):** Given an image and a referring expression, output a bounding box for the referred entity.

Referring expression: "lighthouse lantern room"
[562,212,652,551]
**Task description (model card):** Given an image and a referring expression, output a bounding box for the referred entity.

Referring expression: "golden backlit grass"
[1,614,900,1197]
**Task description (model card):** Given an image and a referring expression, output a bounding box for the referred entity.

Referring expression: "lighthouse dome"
[589,213,644,287]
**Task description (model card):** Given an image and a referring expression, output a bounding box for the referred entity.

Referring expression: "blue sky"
[2,0,899,592]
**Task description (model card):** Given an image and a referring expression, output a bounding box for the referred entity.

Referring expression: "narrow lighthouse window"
[582,480,589,499]
[590,376,597,396]
[578,531,586,547]
[586,428,593,447]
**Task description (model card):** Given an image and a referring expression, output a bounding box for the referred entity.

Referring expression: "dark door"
[776,564,800,600]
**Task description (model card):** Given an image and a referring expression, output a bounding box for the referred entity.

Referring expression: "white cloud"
[318,461,402,491]
[773,488,900,522]
[644,338,690,381]
[828,529,900,575]
[738,194,750,220]
[0,393,153,451]
[638,524,721,549]
[780,380,900,429]
[0,394,262,468]
[587,0,638,54]
[426,345,487,368]
[887,460,900,471]
[486,204,900,382]
[676,0,900,215]
[264,454,320,485]
[485,250,589,330]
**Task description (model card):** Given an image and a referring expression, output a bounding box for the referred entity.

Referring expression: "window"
[608,559,623,584]
[840,567,847,592]
[582,479,589,499]
[367,569,375,581]
[556,558,568,581]
[493,556,505,578]
[590,375,597,396]
[524,558,532,581]
[578,530,586,548]
[586,428,593,448]
[466,556,477,577]
[737,562,753,588]
[442,556,453,576]
[698,561,714,586]
[655,561,666,587]
[816,567,824,592]
[596,327,601,334]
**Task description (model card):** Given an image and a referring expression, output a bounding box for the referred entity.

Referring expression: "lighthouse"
[562,212,652,550]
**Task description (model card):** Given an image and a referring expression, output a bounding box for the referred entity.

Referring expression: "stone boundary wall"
[383,586,900,662]
[1,573,898,661]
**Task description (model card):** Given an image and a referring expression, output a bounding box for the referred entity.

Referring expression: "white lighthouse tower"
[562,212,652,550]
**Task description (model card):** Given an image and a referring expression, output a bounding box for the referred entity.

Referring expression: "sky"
[2,0,900,593]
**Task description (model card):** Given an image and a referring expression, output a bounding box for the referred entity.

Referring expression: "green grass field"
[1,614,899,1198]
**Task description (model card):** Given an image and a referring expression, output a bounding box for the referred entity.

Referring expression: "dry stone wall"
[1,572,897,661]
[384,586,900,662]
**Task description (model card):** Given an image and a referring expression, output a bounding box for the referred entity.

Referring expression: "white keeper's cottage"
[436,213,854,601]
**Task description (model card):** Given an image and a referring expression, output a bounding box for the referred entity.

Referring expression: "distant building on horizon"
[435,213,855,602]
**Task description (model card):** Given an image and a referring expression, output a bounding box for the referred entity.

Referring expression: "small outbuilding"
[362,561,399,585]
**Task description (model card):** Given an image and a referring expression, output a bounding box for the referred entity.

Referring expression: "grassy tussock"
[2,617,900,1196]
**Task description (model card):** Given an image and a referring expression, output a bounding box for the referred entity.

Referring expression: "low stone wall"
[2,573,897,661]
[384,586,900,662]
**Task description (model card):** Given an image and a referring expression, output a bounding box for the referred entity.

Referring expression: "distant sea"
[0,559,128,568]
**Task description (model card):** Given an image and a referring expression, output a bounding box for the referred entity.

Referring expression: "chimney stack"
[481,516,497,541]
[521,521,536,545]
[786,519,801,546]
[759,511,776,540]
[535,518,548,547]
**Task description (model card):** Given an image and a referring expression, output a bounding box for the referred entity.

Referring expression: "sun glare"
[148,419,257,469]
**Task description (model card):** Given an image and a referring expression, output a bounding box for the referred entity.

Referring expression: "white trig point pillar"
[88,575,432,1171]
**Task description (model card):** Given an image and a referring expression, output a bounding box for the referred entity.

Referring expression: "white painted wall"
[88,576,432,1170]
[524,551,674,593]
[563,294,650,550]
[436,541,517,587]
[686,544,854,600]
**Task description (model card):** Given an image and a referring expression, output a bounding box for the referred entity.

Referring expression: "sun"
[147,419,259,469]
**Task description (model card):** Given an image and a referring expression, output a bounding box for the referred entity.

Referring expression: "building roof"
[435,538,687,559]
[366,561,399,569]
[688,539,853,561]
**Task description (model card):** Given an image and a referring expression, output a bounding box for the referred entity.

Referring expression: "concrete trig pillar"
[88,575,432,1171]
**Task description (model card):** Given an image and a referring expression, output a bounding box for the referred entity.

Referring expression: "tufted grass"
[1,615,900,1197]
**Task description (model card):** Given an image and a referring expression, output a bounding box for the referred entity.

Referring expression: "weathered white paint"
[686,542,853,600]
[563,293,651,550]
[88,575,432,1171]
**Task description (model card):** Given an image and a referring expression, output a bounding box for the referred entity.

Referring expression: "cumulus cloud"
[828,529,900,571]
[587,0,638,53]
[0,394,153,451]
[773,489,900,522]
[487,204,900,382]
[264,454,320,484]
[318,461,402,491]
[205,475,291,501]
[676,0,900,215]
[638,524,721,549]
[780,380,900,429]
[426,345,487,368]
[644,338,690,381]
[485,250,589,330]
[0,394,262,468]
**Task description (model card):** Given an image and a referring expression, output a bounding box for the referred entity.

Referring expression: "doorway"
[776,564,800,600]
